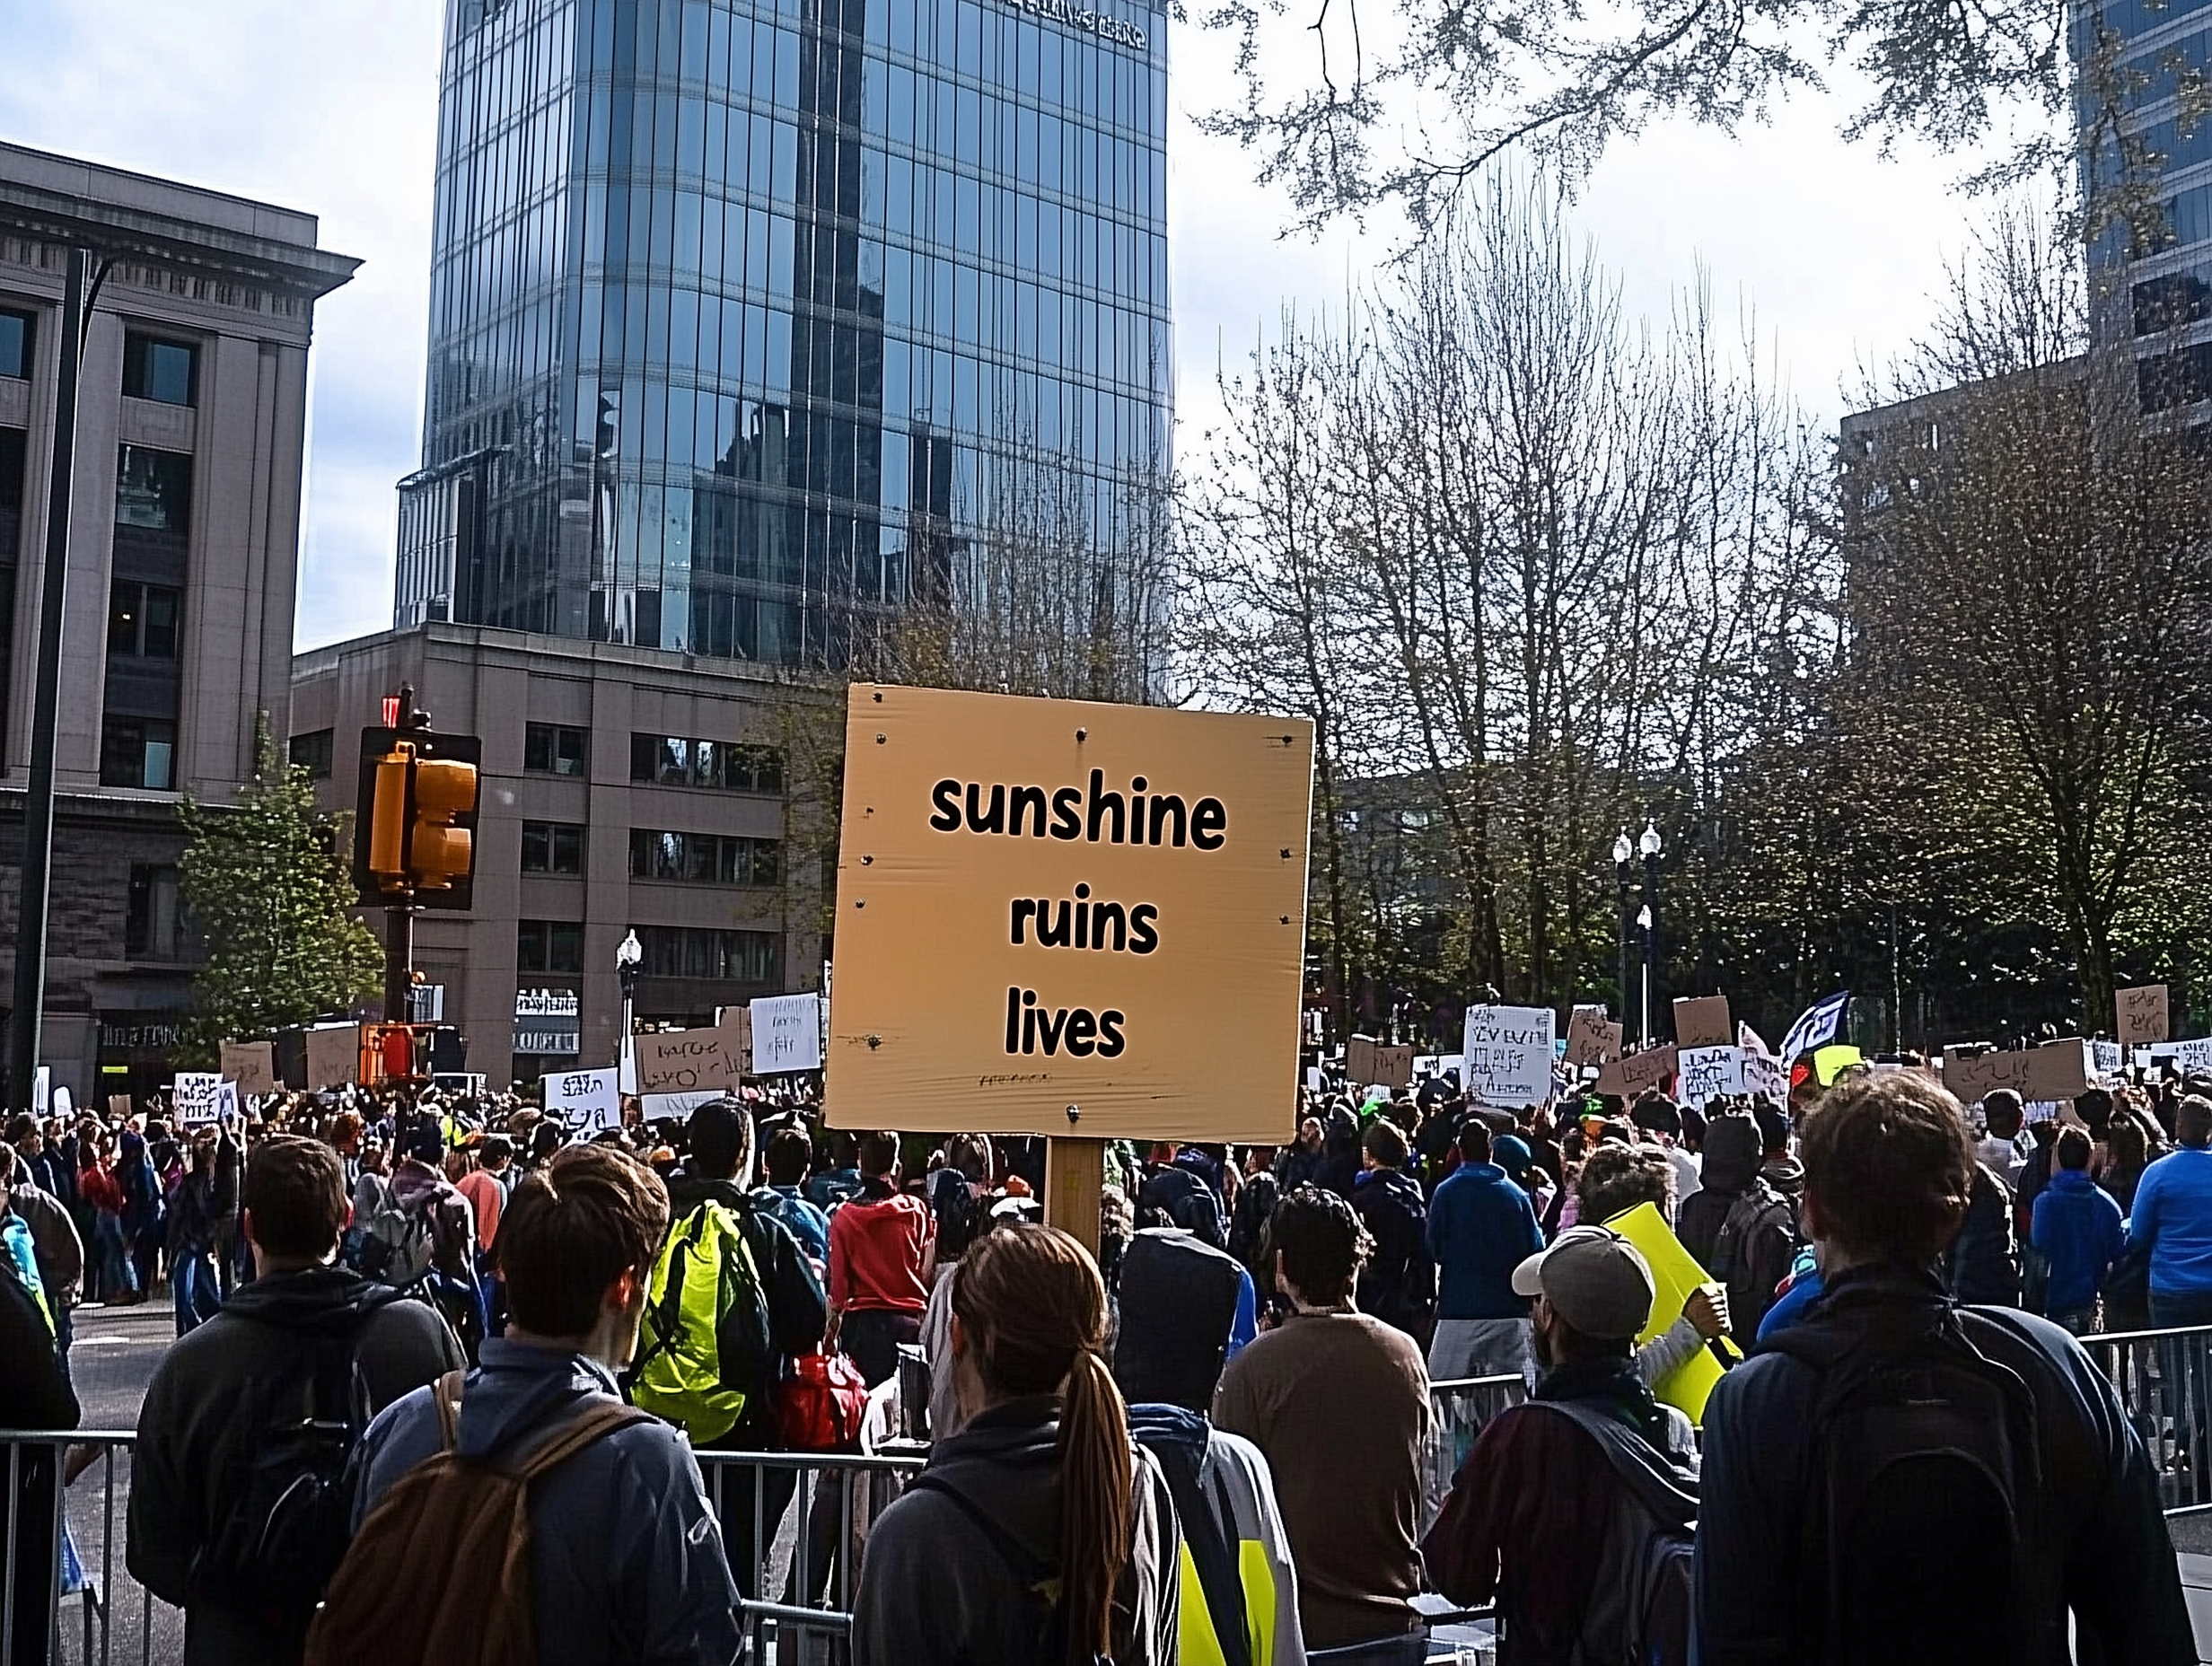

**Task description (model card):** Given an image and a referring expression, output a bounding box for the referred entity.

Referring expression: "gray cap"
[1511,1225,1657,1342]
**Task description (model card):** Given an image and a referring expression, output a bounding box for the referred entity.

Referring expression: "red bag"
[774,1350,872,1452]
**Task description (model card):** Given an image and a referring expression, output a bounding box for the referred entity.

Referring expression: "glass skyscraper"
[397,0,1171,666]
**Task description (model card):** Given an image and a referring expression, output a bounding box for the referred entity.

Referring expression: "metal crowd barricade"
[0,1432,919,1666]
[2082,1323,2212,1514]
[1423,1374,1526,1530]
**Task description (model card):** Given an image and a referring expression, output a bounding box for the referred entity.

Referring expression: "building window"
[107,582,180,658]
[523,722,588,776]
[125,864,185,959]
[289,728,334,779]
[629,733,784,794]
[0,309,31,381]
[520,820,584,874]
[633,926,780,984]
[629,829,780,887]
[121,333,198,407]
[101,716,176,790]
[516,919,584,974]
[114,446,193,534]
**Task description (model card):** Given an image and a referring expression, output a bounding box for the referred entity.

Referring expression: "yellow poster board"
[1604,1201,1742,1425]
[824,684,1315,1142]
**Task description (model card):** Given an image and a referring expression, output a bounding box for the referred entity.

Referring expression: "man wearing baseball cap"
[1425,1224,1699,1663]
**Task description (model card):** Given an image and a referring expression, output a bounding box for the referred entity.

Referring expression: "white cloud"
[2,0,2003,650]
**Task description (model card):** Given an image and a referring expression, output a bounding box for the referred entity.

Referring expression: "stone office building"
[289,621,829,1088]
[0,142,358,1105]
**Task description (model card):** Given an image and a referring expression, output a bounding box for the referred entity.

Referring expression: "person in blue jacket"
[2030,1127,2124,1335]
[1424,1118,1545,1385]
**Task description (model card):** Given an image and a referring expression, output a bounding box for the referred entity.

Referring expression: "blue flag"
[1780,992,1850,1063]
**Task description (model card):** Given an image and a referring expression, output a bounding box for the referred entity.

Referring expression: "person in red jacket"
[827,1130,935,1386]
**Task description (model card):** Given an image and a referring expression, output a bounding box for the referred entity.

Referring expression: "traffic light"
[353,724,482,910]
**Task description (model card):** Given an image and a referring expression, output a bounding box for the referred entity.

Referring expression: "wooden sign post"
[1046,1135,1106,1263]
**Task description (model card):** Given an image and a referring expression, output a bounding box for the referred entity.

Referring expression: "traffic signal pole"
[383,905,415,1024]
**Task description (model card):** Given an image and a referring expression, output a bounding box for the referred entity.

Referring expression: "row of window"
[517,916,779,981]
[291,723,787,792]
[522,819,782,884]
[0,312,201,408]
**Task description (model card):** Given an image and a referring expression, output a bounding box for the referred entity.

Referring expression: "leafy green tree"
[176,721,383,1049]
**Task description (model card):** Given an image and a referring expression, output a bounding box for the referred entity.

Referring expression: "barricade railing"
[2082,1323,2212,1514]
[1424,1374,1526,1530]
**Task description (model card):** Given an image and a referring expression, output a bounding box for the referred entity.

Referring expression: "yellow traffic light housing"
[366,750,413,891]
[353,723,482,911]
[408,758,478,891]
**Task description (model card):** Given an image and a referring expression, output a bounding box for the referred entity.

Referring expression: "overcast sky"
[1,0,2003,651]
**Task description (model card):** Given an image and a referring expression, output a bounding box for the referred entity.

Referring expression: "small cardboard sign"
[303,1025,359,1091]
[173,1072,224,1126]
[1565,1006,1621,1068]
[636,1026,743,1096]
[1942,1039,2092,1107]
[1347,1036,1414,1089]
[2118,985,2170,1048]
[544,1066,623,1135]
[107,1094,132,1119]
[750,994,824,1075]
[220,1040,278,1098]
[1595,1044,1678,1099]
[1672,995,1733,1049]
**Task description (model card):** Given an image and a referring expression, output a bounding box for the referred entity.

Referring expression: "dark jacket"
[350,1339,743,1666]
[1944,1162,2021,1308]
[2,1258,76,1666]
[2031,1169,2127,1315]
[1426,1162,1545,1321]
[127,1266,465,1666]
[1678,1115,1762,1267]
[1695,1264,2195,1666]
[1116,1228,1246,1408]
[854,1397,1180,1666]
[663,1173,829,1446]
[1677,1117,1795,1334]
[1353,1167,1435,1339]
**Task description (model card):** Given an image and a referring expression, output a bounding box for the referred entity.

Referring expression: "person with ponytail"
[854,1223,1180,1666]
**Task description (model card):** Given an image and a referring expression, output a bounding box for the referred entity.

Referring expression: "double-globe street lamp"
[1611,821,1664,1044]
[616,929,643,1094]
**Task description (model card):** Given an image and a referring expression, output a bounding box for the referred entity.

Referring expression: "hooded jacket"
[1128,1403,1307,1666]
[854,1397,1181,1666]
[1353,1167,1435,1338]
[128,1265,465,1666]
[349,1339,744,1666]
[1677,1115,1763,1265]
[1426,1162,1545,1321]
[2032,1168,2126,1314]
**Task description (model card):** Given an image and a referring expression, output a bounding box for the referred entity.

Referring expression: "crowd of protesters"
[2,1056,2209,1665]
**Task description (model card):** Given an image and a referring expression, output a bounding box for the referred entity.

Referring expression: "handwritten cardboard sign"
[1462,1003,1557,1107]
[1347,1036,1414,1089]
[1565,1006,1620,1068]
[303,1025,359,1091]
[220,1040,278,1097]
[173,1073,224,1126]
[636,1026,744,1096]
[1672,995,1733,1049]
[2119,985,2170,1048]
[1943,1040,2091,1107]
[1677,1045,1746,1109]
[1595,1044,1678,1099]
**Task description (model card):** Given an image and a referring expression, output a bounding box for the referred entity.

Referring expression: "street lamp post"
[1638,820,1663,1046]
[1611,829,1633,1032]
[616,929,643,1093]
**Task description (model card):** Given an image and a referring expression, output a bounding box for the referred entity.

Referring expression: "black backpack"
[908,1474,1113,1666]
[930,1169,987,1263]
[189,1299,392,1644]
[1707,1179,1793,1333]
[1137,1166,1226,1250]
[1760,1303,2058,1664]
[1523,1400,1696,1666]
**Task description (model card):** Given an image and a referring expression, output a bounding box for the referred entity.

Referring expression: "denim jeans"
[91,1213,135,1301]
[171,1248,220,1336]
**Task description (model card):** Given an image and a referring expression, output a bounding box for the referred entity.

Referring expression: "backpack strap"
[1519,1400,1698,1530]
[511,1399,654,1485]
[433,1370,466,1451]
[907,1472,1060,1594]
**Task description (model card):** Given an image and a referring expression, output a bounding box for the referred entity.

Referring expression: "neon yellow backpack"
[630,1200,771,1444]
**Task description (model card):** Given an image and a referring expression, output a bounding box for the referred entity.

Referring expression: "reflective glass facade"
[399,0,1172,665]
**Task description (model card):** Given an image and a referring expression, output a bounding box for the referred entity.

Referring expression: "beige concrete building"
[290,623,830,1088]
[0,142,357,1102]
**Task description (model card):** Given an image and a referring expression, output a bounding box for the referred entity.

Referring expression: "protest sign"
[2026,1039,2093,1103]
[1347,1037,1414,1090]
[1672,996,1732,1049]
[1462,1004,1557,1108]
[1944,1040,2092,1106]
[107,1095,131,1119]
[750,994,824,1075]
[216,1082,241,1122]
[1677,1046,1746,1109]
[2092,1040,2123,1080]
[2118,985,2170,1048]
[173,1072,224,1126]
[544,1066,623,1136]
[1594,1044,1678,1099]
[1607,1201,1739,1424]
[1565,1006,1620,1068]
[641,1090,723,1122]
[1742,1048,1788,1106]
[1304,1066,1325,1094]
[303,1024,358,1091]
[822,684,1314,1142]
[636,1026,742,1096]
[219,1040,278,1097]
[2154,1038,2212,1078]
